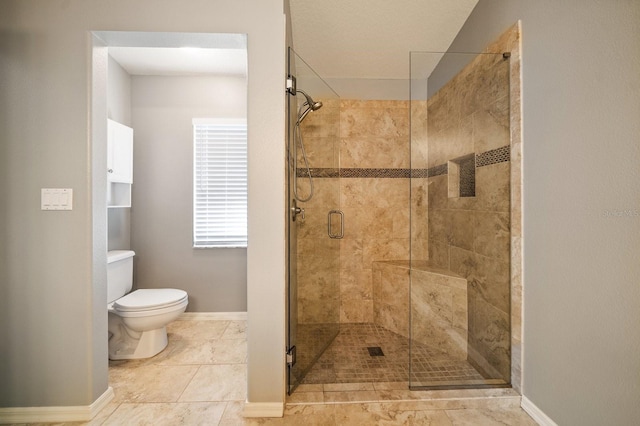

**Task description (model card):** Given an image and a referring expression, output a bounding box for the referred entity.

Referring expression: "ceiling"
[106,1,478,99]
[289,0,478,99]
[109,47,247,77]
[105,32,247,77]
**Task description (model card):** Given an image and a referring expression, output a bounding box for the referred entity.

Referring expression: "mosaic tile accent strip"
[297,168,411,178]
[476,145,510,167]
[301,323,486,385]
[295,145,508,179]
[341,168,410,178]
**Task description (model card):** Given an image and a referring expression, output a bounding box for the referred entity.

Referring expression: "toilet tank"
[107,250,135,304]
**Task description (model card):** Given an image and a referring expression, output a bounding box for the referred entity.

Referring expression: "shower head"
[296,89,322,124]
[296,89,323,111]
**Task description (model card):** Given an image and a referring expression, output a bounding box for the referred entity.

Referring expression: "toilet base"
[109,324,168,360]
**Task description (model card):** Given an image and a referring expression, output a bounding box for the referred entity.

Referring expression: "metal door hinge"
[286,346,297,366]
[286,75,297,95]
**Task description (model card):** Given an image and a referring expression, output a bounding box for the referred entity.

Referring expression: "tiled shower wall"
[297,100,411,325]
[339,101,411,323]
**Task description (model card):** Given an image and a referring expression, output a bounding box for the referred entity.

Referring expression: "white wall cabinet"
[107,119,133,207]
[107,119,133,183]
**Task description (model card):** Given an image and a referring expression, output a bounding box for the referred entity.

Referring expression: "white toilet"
[107,250,188,360]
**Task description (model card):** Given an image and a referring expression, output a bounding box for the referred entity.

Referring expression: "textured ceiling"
[289,0,478,99]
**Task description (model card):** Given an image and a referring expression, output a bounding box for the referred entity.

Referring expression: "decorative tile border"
[295,145,509,178]
[341,168,410,178]
[296,168,411,178]
[476,145,510,168]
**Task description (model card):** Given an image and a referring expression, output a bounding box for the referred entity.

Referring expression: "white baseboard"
[0,386,114,424]
[179,311,247,321]
[243,402,284,418]
[521,396,558,426]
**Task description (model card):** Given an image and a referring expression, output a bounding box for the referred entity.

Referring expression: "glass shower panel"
[287,48,341,393]
[410,51,511,389]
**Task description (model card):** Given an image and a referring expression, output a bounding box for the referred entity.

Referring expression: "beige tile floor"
[15,318,538,425]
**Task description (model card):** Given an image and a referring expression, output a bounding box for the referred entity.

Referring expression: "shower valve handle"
[291,199,305,221]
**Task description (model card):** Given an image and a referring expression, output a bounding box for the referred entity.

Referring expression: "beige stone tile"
[222,320,247,340]
[472,96,510,154]
[445,407,537,426]
[428,208,450,244]
[475,162,510,213]
[340,237,363,269]
[212,339,247,364]
[473,211,510,261]
[283,404,337,425]
[323,382,375,392]
[334,403,453,426]
[427,175,448,210]
[179,364,247,402]
[372,381,409,391]
[428,90,460,136]
[340,299,373,323]
[340,136,409,169]
[167,319,229,340]
[449,210,475,251]
[157,338,217,365]
[324,390,379,403]
[340,102,409,139]
[362,238,410,266]
[109,364,199,403]
[427,239,450,269]
[102,402,226,426]
[300,114,340,139]
[296,135,337,169]
[296,383,323,392]
[86,400,120,425]
[510,142,522,237]
[341,267,372,300]
[340,178,368,211]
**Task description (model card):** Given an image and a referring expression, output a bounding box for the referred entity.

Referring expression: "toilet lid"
[114,289,188,312]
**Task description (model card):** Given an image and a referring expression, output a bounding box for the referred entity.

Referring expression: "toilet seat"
[113,289,188,313]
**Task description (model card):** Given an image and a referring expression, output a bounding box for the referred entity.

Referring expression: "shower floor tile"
[300,323,487,386]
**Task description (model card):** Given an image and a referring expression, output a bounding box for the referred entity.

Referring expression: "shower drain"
[367,346,385,357]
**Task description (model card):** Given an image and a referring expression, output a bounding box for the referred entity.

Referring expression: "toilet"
[107,250,188,360]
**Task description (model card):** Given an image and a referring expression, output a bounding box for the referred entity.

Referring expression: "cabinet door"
[107,119,133,184]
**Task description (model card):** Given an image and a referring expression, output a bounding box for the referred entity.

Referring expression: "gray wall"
[434,1,640,424]
[131,75,247,312]
[0,0,287,410]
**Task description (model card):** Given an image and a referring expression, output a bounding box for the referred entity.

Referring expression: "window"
[193,118,247,248]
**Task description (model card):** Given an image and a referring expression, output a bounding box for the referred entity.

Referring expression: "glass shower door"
[410,51,511,388]
[286,48,341,394]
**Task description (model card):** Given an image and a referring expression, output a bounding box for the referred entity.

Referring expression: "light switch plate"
[41,188,73,210]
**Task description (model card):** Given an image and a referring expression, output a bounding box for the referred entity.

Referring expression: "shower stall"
[287,24,520,394]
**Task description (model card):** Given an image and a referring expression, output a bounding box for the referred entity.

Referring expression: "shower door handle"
[328,210,344,239]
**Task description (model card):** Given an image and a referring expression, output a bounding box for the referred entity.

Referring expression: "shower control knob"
[291,200,305,221]
[292,206,305,221]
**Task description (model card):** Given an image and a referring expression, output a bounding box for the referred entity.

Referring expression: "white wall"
[0,0,286,411]
[436,1,640,424]
[131,75,248,312]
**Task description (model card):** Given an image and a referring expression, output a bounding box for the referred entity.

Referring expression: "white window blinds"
[193,118,247,248]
